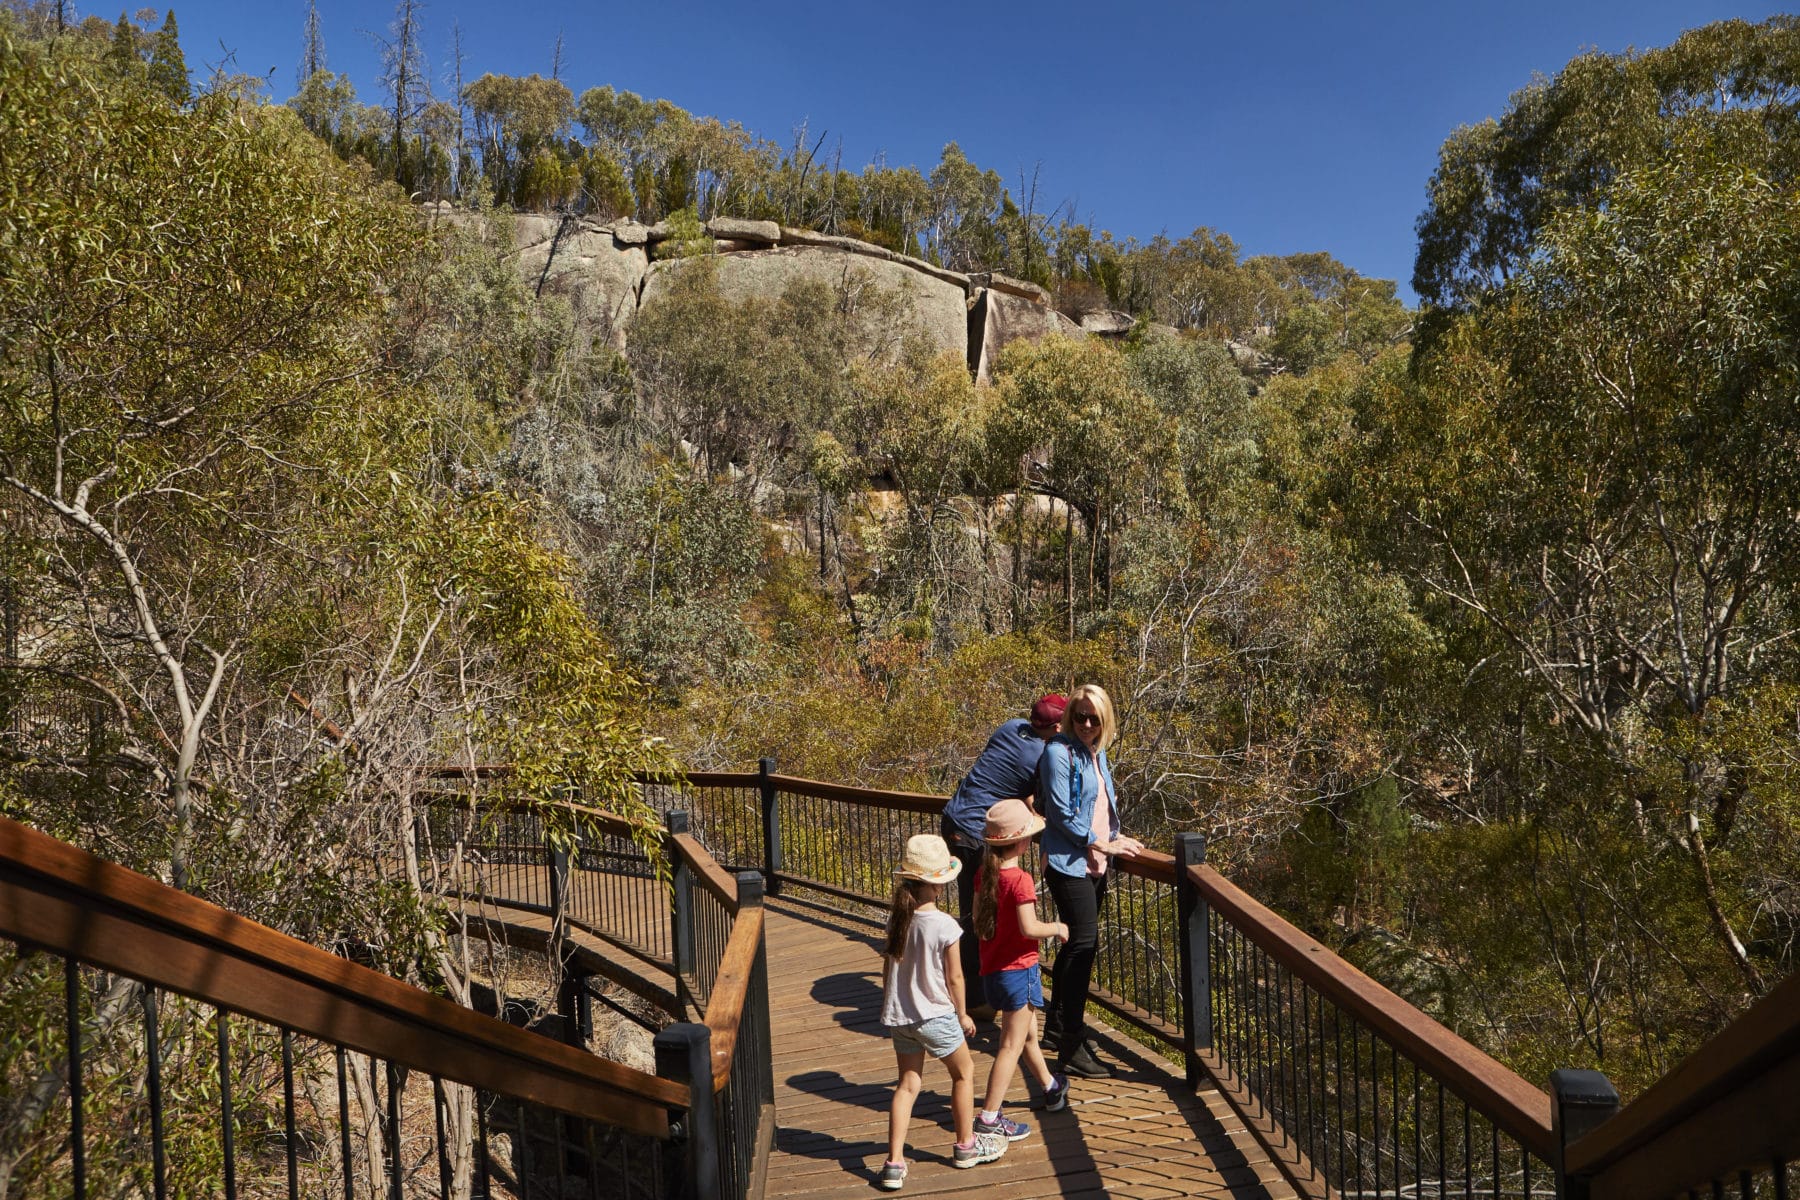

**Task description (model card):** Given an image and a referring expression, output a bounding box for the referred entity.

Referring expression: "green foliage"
[1413,15,1800,313]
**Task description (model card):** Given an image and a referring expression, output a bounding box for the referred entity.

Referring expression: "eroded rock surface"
[640,246,969,359]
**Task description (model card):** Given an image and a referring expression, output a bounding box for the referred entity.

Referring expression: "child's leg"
[980,1006,1031,1114]
[887,1049,926,1164]
[940,1043,977,1146]
[1019,1009,1057,1089]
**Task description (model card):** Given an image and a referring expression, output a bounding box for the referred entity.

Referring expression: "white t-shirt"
[880,907,962,1026]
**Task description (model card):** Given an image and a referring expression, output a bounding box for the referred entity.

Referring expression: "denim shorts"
[888,1012,965,1058]
[983,966,1045,1013]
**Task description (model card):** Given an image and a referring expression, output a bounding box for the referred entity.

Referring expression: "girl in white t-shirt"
[878,834,1008,1190]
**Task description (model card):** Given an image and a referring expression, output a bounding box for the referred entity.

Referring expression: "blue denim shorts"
[888,1012,965,1058]
[983,966,1045,1013]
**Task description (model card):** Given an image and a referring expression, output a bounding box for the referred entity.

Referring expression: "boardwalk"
[762,899,1293,1200]
[467,866,1294,1199]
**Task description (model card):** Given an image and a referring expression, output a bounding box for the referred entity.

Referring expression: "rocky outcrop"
[514,219,648,348]
[705,216,780,244]
[640,245,968,358]
[472,206,1141,373]
[1079,310,1136,337]
[970,287,1083,382]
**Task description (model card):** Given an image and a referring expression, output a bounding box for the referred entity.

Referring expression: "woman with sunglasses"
[1036,683,1144,1079]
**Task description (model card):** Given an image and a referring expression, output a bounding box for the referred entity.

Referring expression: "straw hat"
[894,833,962,883]
[982,798,1046,844]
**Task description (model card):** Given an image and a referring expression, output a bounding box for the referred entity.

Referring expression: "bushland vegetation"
[1,12,1797,1183]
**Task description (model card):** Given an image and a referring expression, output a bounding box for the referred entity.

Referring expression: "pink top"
[1088,770,1114,876]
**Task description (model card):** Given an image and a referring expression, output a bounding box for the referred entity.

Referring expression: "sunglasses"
[1071,711,1101,726]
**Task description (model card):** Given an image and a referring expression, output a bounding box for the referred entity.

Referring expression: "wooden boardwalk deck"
[460,863,1294,1199]
[762,899,1293,1200]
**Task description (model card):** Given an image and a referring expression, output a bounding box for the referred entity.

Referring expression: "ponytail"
[973,844,1010,942]
[883,879,929,962]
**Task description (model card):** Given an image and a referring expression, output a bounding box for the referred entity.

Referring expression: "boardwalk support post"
[655,1022,721,1200]
[667,811,697,1004]
[1551,1069,1618,1200]
[1174,831,1211,1088]
[758,757,782,897]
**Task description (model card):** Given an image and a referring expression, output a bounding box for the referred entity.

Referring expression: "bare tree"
[297,0,325,87]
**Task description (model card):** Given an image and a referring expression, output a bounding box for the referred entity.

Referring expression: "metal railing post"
[666,811,697,988]
[654,1023,720,1200]
[1174,831,1212,1088]
[1551,1068,1619,1200]
[758,758,782,897]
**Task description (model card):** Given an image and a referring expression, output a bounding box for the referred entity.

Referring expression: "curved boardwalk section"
[764,899,1294,1200]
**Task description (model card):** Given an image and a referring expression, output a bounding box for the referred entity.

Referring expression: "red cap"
[1030,693,1068,725]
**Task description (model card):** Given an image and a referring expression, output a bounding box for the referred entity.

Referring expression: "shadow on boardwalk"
[763,897,1293,1200]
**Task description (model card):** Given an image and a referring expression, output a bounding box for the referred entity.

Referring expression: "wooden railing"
[0,812,681,1199]
[416,792,777,1200]
[1552,964,1800,1198]
[629,763,1796,1200]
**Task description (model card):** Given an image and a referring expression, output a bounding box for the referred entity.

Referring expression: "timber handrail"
[1563,965,1800,1196]
[1081,846,1557,1160]
[0,813,684,1138]
[702,903,764,1091]
[443,791,769,1097]
[1189,858,1555,1159]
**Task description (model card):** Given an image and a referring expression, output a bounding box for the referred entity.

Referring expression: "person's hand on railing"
[1102,836,1145,857]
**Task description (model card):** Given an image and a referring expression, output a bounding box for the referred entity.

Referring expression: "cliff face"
[451,207,1108,380]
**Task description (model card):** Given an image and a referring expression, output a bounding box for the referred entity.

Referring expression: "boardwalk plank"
[763,898,1294,1200]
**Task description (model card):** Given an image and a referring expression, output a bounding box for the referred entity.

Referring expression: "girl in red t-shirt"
[972,798,1071,1139]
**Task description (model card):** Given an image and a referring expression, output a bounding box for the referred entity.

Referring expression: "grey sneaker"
[877,1160,908,1190]
[974,1112,1032,1141]
[951,1131,1008,1168]
[1039,1073,1069,1112]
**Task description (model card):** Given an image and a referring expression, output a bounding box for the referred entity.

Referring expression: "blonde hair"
[1061,683,1118,751]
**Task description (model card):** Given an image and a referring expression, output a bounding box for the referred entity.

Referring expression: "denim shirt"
[1037,734,1120,878]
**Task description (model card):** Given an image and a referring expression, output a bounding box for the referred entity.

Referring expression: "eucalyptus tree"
[1400,125,1800,993]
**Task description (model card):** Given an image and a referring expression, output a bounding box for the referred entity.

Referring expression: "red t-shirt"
[977,865,1041,975]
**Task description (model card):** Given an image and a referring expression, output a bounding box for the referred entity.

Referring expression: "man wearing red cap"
[940,694,1067,1010]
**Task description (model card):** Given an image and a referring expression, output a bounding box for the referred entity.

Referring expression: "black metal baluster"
[386,1062,402,1200]
[586,1123,604,1200]
[1522,1149,1532,1200]
[283,1029,299,1200]
[1463,1103,1472,1200]
[477,1096,493,1199]
[336,1046,354,1200]
[1352,1021,1364,1197]
[1437,1080,1447,1200]
[1391,1042,1401,1198]
[434,1078,451,1199]
[65,957,86,1200]
[1491,1122,1501,1200]
[519,1104,534,1200]
[1373,1033,1383,1198]
[1334,1003,1347,1193]
[143,989,167,1200]
[553,1110,568,1196]
[218,1010,237,1200]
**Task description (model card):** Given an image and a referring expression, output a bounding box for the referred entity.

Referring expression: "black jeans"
[1045,868,1108,1055]
[939,813,986,1006]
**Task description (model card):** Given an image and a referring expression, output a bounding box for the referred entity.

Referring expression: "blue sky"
[161,1,1777,302]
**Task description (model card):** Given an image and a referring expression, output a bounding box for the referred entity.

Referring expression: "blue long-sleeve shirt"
[942,719,1050,843]
[1037,734,1119,878]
